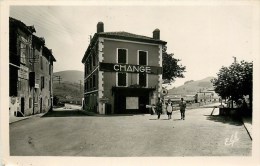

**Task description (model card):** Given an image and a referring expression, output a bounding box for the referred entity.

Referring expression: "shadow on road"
[41,110,87,117]
[204,115,243,126]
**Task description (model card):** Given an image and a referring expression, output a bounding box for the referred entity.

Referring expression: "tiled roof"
[98,31,167,44]
[82,31,167,63]
[99,31,156,40]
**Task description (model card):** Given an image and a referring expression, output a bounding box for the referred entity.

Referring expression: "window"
[20,42,27,64]
[17,78,21,90]
[117,48,127,87]
[89,77,92,89]
[40,56,43,70]
[89,56,92,71]
[41,76,45,90]
[92,74,96,88]
[93,53,96,66]
[118,49,127,63]
[118,73,127,86]
[138,51,147,65]
[29,98,32,108]
[139,73,147,87]
[86,60,90,74]
[138,51,148,87]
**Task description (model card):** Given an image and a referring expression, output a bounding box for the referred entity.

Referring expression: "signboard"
[35,84,39,88]
[18,65,29,79]
[126,97,139,109]
[99,97,109,103]
[161,88,168,96]
[99,62,162,75]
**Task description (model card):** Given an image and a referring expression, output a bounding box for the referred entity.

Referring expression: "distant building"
[82,22,167,114]
[195,89,220,103]
[9,17,56,117]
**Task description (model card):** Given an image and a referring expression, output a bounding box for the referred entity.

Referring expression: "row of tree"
[211,60,253,108]
[162,46,253,111]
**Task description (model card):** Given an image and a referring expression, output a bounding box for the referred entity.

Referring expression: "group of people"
[155,97,186,120]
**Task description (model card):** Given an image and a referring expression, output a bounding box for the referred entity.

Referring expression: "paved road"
[9,107,251,156]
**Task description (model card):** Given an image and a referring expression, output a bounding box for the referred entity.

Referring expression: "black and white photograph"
[1,0,260,166]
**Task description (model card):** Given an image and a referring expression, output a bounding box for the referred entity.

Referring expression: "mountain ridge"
[168,76,216,95]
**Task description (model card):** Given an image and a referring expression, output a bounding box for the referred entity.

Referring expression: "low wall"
[64,103,82,110]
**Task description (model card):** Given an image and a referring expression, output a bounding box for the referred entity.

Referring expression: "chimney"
[153,29,160,40]
[97,22,104,33]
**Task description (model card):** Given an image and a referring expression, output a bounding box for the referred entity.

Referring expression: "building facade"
[9,17,56,117]
[82,22,167,114]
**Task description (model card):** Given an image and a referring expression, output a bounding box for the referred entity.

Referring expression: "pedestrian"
[179,98,186,120]
[166,99,173,119]
[156,97,162,119]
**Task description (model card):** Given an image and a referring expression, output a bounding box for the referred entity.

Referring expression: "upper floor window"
[117,48,127,64]
[92,53,96,67]
[20,42,27,64]
[138,50,147,65]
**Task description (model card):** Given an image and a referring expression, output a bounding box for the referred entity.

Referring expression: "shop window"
[139,73,147,87]
[138,51,147,65]
[118,48,127,64]
[118,73,127,86]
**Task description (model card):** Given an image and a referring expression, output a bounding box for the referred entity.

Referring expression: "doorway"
[21,97,25,115]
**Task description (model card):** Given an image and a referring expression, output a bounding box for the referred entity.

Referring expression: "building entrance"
[21,97,25,115]
[113,87,154,114]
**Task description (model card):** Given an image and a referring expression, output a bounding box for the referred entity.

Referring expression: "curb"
[242,119,252,140]
[9,117,29,124]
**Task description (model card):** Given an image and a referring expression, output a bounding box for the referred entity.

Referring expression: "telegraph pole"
[53,75,62,84]
[232,56,237,64]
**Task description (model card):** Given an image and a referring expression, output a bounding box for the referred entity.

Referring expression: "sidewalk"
[9,113,45,124]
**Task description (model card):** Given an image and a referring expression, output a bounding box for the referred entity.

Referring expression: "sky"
[9,3,256,87]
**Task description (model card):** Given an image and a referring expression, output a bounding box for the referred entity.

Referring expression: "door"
[40,98,43,113]
[139,95,149,114]
[21,97,25,115]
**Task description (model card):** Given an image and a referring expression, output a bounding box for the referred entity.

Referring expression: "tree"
[211,60,253,108]
[162,47,186,82]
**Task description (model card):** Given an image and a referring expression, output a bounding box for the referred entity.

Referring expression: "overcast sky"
[9,4,256,87]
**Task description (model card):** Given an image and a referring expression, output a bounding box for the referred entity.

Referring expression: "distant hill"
[53,70,84,104]
[53,70,84,83]
[168,77,215,96]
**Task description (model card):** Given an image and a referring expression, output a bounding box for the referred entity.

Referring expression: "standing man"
[179,98,186,120]
[156,97,163,119]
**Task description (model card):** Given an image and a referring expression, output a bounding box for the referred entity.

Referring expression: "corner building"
[82,22,167,114]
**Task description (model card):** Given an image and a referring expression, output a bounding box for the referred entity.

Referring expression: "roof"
[43,46,56,62]
[82,31,167,63]
[10,17,36,34]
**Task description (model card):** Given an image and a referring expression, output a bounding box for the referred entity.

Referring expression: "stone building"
[9,17,56,117]
[82,22,167,114]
